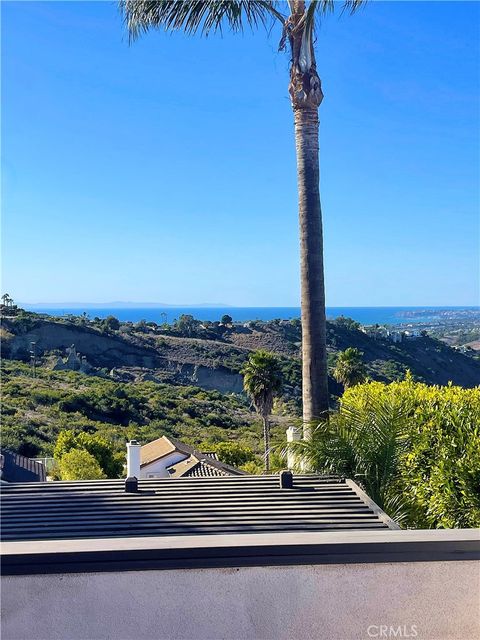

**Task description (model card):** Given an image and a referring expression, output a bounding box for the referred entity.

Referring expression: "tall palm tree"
[333,347,367,389]
[242,350,283,473]
[120,0,365,433]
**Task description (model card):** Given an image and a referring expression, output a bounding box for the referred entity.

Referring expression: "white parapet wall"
[2,530,479,640]
[2,560,479,640]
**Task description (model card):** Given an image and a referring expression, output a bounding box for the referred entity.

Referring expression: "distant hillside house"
[404,328,421,339]
[361,325,406,344]
[140,436,246,479]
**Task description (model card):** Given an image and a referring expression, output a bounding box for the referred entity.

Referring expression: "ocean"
[22,306,479,326]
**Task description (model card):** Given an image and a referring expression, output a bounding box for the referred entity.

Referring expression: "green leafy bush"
[102,315,120,331]
[59,449,107,480]
[54,430,123,478]
[400,383,480,528]
[205,441,254,467]
[294,376,480,528]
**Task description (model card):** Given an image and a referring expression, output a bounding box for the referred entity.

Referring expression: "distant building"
[453,345,469,354]
[361,325,415,344]
[134,436,246,479]
[361,325,398,342]
[387,330,403,344]
[404,329,421,339]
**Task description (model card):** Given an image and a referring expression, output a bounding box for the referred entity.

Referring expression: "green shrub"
[59,449,107,480]
[207,441,254,467]
[400,382,480,528]
[292,376,480,528]
[30,389,65,406]
[54,430,123,478]
[102,315,120,331]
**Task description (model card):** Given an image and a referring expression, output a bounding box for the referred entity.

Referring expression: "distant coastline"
[20,305,480,326]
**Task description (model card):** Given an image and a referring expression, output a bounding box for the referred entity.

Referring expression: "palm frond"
[307,0,366,17]
[120,1,285,40]
[298,0,316,72]
[341,0,366,16]
[289,392,411,523]
[380,489,412,528]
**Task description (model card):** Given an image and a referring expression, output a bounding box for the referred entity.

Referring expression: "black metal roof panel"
[0,475,399,542]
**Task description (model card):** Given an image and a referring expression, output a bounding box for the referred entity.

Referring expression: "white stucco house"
[134,436,245,479]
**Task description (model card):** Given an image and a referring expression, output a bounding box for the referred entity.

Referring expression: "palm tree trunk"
[262,415,270,474]
[294,107,329,428]
[289,5,330,434]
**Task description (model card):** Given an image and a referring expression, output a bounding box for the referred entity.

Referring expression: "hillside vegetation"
[1,360,286,462]
[2,311,479,473]
[2,313,479,397]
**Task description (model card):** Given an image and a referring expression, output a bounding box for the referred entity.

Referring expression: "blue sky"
[2,1,479,306]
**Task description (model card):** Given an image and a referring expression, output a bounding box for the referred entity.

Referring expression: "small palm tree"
[242,350,283,473]
[289,393,411,525]
[333,347,366,389]
[119,0,365,432]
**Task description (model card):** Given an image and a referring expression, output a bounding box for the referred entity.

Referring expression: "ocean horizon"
[22,305,479,326]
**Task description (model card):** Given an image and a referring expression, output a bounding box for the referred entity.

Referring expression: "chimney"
[126,440,141,479]
[286,426,301,471]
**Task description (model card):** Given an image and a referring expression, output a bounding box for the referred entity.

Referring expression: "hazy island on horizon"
[19,302,480,310]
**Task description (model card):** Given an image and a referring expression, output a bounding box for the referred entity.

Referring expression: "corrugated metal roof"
[0,475,399,542]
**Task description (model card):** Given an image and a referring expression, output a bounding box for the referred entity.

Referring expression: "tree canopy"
[103,315,120,331]
[58,449,107,481]
[54,430,123,478]
[242,350,283,419]
[242,350,283,473]
[207,441,254,467]
[333,347,367,388]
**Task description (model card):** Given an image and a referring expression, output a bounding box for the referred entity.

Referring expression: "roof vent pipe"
[126,440,141,479]
[125,477,138,493]
[279,470,293,489]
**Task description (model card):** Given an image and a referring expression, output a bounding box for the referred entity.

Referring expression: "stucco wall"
[140,451,186,478]
[3,561,479,640]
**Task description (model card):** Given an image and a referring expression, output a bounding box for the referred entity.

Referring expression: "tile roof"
[0,450,46,483]
[140,437,177,466]
[168,455,230,478]
[142,435,245,477]
[0,475,398,542]
[185,460,230,477]
[140,436,244,476]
